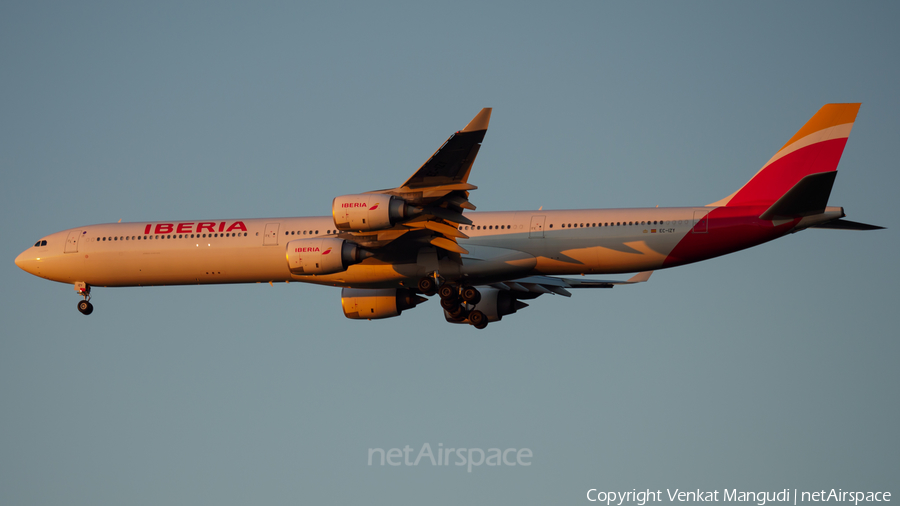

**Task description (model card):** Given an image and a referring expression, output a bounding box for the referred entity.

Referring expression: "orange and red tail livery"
[711,103,860,208]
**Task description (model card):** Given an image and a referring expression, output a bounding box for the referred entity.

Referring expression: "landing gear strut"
[75,282,93,315]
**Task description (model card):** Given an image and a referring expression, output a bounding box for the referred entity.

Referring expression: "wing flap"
[430,236,469,254]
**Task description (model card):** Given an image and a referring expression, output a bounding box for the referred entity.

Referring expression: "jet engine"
[286,238,368,275]
[332,194,414,231]
[443,287,530,325]
[341,288,427,320]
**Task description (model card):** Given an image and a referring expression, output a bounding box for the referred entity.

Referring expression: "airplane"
[15,104,883,329]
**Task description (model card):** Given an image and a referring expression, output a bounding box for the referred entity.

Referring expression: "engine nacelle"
[443,288,529,324]
[341,288,427,320]
[332,193,410,231]
[286,238,365,275]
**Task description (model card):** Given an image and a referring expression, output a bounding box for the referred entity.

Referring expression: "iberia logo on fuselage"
[144,221,248,235]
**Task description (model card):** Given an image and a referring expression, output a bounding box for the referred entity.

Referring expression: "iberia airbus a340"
[15,105,882,328]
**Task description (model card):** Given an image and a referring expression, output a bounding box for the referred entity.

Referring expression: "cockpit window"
[33,240,47,247]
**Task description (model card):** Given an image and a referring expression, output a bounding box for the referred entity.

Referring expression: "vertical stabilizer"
[710,104,860,207]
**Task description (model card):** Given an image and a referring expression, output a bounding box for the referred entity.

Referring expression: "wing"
[401,108,492,189]
[344,109,492,256]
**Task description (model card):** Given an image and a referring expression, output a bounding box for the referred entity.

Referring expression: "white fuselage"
[15,207,728,289]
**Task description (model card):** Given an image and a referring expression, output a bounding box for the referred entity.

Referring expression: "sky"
[1,2,898,505]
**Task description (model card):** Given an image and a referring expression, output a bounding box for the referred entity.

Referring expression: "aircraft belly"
[79,246,289,286]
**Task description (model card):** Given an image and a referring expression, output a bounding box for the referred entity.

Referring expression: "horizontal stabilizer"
[809,218,884,231]
[626,270,653,283]
[503,272,653,292]
[759,172,837,220]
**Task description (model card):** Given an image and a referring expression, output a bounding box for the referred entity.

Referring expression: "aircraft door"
[263,223,280,245]
[64,230,82,253]
[692,210,709,234]
[529,215,546,238]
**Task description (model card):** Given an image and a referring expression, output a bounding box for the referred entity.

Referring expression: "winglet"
[626,270,653,283]
[461,108,492,132]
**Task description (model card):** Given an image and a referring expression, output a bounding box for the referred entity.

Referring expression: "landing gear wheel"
[448,305,469,321]
[440,298,459,311]
[461,286,481,305]
[77,300,93,315]
[469,310,487,329]
[438,283,458,301]
[417,277,436,296]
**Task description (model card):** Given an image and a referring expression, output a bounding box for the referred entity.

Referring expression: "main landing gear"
[419,275,486,329]
[75,282,93,315]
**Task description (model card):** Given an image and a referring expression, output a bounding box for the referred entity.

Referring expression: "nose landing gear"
[75,282,93,315]
[77,299,93,315]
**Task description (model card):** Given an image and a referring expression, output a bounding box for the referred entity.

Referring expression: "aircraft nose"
[15,249,37,275]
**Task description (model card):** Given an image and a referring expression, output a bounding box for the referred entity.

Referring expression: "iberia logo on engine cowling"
[369,204,379,211]
[321,247,333,255]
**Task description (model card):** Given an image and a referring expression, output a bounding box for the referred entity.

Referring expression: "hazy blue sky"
[2,2,898,504]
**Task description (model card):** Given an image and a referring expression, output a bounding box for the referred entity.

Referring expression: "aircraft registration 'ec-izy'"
[16,105,883,328]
